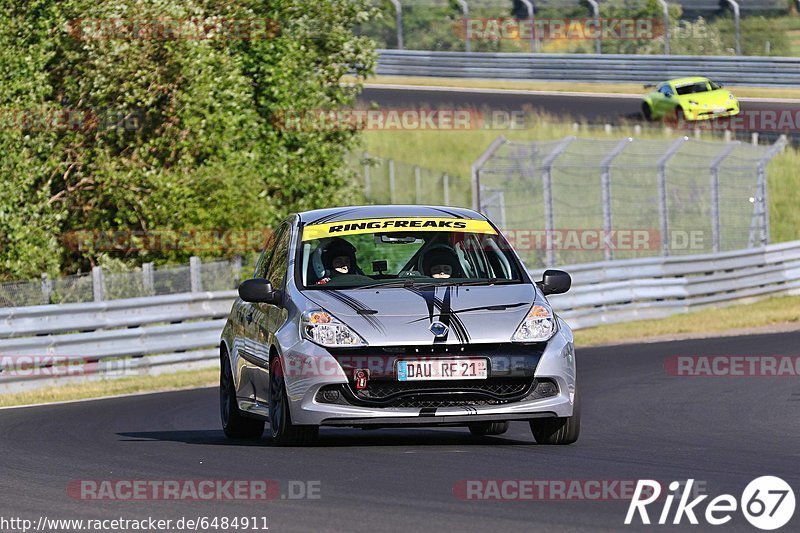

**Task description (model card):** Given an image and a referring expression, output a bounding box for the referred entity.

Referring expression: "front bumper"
[282,323,577,427]
[684,103,740,121]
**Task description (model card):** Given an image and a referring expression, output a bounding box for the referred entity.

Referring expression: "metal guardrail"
[549,240,800,329]
[2,241,800,392]
[0,291,236,393]
[376,50,800,87]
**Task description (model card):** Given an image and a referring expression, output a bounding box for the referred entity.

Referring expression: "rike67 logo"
[626,477,795,530]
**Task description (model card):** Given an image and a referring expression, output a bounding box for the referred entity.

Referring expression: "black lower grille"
[357,379,530,400]
[315,377,558,408]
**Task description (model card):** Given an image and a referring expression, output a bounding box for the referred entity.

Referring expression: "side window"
[265,224,291,289]
[253,227,280,279]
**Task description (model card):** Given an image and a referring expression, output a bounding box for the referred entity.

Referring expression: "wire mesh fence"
[474,134,786,269]
[0,258,243,308]
[357,152,472,208]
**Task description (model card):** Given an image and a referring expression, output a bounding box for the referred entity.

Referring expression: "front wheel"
[220,353,265,439]
[642,102,653,121]
[269,357,319,446]
[529,389,580,445]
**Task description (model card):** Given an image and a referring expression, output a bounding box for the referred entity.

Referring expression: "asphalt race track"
[1,330,798,532]
[359,86,800,140]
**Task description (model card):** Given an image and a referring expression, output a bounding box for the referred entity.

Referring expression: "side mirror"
[238,278,281,305]
[538,269,571,295]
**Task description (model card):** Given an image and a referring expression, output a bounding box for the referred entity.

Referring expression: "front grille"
[315,377,558,409]
[358,379,530,400]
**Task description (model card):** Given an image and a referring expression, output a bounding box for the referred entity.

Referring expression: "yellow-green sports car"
[642,76,740,122]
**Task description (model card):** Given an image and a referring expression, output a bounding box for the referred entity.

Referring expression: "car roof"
[667,76,711,87]
[297,205,485,224]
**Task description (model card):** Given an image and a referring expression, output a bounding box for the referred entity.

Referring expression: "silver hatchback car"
[220,205,578,446]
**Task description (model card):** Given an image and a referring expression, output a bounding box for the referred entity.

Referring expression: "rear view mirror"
[538,269,571,295]
[239,278,281,304]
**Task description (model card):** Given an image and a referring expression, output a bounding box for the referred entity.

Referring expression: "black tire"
[269,357,319,447]
[220,352,265,439]
[468,421,510,436]
[642,102,653,121]
[667,107,686,128]
[529,389,581,445]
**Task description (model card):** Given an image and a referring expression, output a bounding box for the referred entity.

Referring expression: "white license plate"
[396,358,488,381]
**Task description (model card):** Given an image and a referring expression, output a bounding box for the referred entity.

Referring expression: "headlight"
[512,303,556,342]
[688,100,698,106]
[301,310,366,347]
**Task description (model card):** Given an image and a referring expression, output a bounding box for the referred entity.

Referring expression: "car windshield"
[675,82,710,95]
[298,217,524,289]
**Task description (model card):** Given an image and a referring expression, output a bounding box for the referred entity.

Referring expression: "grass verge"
[573,294,800,347]
[0,367,217,408]
[355,75,800,101]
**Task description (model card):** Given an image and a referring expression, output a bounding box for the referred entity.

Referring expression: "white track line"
[364,83,800,104]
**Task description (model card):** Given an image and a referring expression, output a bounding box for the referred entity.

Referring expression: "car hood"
[302,284,536,346]
[679,90,732,106]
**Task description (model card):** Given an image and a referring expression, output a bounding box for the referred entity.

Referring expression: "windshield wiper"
[352,279,420,289]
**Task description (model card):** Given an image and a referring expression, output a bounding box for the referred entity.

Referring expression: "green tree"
[0,0,376,279]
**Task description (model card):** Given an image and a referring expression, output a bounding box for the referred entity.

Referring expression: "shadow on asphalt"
[116,428,535,447]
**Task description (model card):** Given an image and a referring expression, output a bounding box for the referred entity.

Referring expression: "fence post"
[363,151,371,200]
[142,262,155,295]
[442,173,450,206]
[389,0,403,50]
[92,266,105,302]
[470,135,508,211]
[600,138,633,261]
[519,0,536,52]
[541,136,576,266]
[414,166,422,204]
[657,137,688,256]
[587,0,601,54]
[709,143,739,253]
[749,136,788,246]
[190,256,202,292]
[457,0,470,52]
[40,273,52,304]
[725,0,741,55]
[232,256,243,289]
[388,159,396,203]
[658,0,670,55]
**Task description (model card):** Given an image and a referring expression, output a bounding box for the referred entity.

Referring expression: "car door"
[234,227,280,404]
[249,222,292,404]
